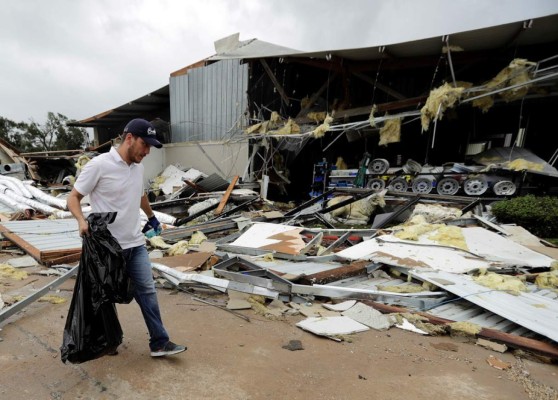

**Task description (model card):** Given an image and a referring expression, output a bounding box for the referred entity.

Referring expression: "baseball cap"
[123,118,163,148]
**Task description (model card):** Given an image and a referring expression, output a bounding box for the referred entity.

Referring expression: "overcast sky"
[2,0,557,124]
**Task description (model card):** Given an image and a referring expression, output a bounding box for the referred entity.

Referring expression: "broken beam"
[184,179,208,193]
[297,260,369,285]
[175,202,220,227]
[260,59,290,107]
[211,197,258,220]
[214,175,239,216]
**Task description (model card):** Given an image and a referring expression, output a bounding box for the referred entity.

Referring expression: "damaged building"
[59,13,558,202]
[1,12,558,394]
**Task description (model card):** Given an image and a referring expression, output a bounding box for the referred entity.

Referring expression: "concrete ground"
[1,263,558,400]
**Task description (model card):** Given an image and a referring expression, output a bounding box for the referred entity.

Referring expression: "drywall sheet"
[158,165,205,195]
[412,270,558,342]
[296,316,370,337]
[461,227,554,268]
[336,235,500,273]
[322,300,357,311]
[341,302,394,330]
[231,222,305,255]
[249,258,342,276]
[151,252,212,271]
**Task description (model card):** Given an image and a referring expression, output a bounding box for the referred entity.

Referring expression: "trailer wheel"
[493,180,516,196]
[366,178,386,191]
[412,177,433,194]
[463,177,488,196]
[388,177,409,192]
[369,158,390,174]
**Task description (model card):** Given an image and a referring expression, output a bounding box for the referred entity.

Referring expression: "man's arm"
[140,193,162,234]
[67,188,89,237]
[140,193,155,218]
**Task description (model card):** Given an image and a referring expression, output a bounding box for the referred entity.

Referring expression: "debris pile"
[1,155,558,366]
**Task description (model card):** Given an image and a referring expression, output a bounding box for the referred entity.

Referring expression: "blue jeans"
[122,245,169,351]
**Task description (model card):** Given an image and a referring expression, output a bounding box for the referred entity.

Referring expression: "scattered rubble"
[1,155,558,369]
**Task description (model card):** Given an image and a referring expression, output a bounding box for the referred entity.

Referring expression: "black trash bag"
[60,212,134,364]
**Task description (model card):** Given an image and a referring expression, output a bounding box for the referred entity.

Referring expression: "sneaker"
[106,346,119,356]
[150,341,187,357]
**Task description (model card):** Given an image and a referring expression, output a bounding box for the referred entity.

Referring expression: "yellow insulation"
[472,58,535,112]
[378,118,401,146]
[377,284,425,293]
[506,159,544,172]
[535,269,558,291]
[307,111,327,123]
[167,240,190,256]
[189,231,208,246]
[368,105,378,127]
[269,118,301,135]
[473,271,527,296]
[0,263,28,280]
[428,225,468,251]
[421,82,465,132]
[449,321,482,337]
[311,114,333,138]
[393,215,443,241]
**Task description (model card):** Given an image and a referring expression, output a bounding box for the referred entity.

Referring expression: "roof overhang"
[287,14,558,62]
[71,14,558,130]
[70,85,170,128]
[204,14,558,63]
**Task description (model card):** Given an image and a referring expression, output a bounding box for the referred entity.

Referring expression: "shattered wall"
[163,141,249,180]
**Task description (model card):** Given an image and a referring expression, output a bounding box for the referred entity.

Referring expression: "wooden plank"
[297,260,369,285]
[184,179,208,193]
[45,252,82,267]
[478,329,558,360]
[260,59,290,107]
[0,240,14,248]
[41,248,82,261]
[214,176,239,216]
[0,224,42,263]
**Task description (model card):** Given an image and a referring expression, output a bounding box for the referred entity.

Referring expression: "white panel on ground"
[296,316,370,338]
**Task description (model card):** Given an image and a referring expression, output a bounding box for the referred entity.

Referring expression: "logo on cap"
[147,127,156,136]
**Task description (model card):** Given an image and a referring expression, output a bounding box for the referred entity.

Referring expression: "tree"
[0,113,87,152]
[52,114,88,150]
[0,116,33,150]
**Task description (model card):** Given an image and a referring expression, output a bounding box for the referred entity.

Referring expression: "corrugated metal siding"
[170,59,249,143]
[412,270,558,342]
[0,219,81,251]
[0,201,14,214]
[303,269,556,342]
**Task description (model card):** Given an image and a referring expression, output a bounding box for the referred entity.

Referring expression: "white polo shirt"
[74,147,145,249]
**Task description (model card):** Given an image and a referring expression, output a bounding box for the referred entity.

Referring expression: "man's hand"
[143,215,162,235]
[78,219,90,237]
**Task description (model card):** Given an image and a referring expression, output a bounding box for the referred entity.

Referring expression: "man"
[67,118,186,357]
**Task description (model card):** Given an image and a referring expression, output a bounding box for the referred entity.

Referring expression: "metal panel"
[0,219,81,251]
[298,265,555,342]
[170,59,248,143]
[0,265,78,323]
[411,270,558,342]
[0,201,14,214]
